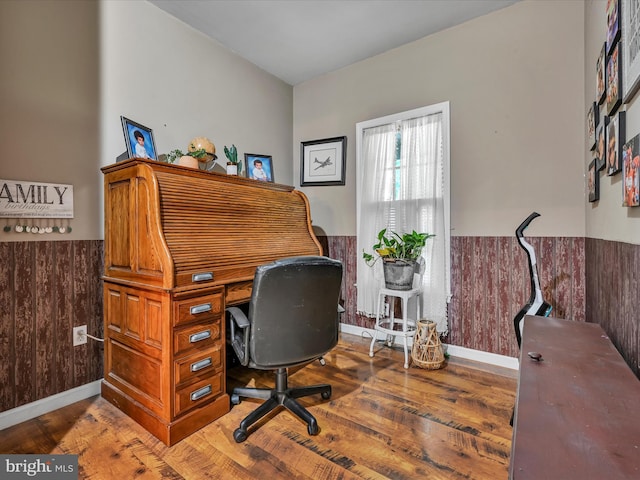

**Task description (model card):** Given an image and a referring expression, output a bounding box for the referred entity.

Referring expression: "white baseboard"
[0,380,102,431]
[340,323,519,370]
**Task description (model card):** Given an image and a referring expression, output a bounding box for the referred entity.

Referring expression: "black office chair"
[227,255,343,443]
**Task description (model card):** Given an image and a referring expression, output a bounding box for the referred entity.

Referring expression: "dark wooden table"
[509,315,640,479]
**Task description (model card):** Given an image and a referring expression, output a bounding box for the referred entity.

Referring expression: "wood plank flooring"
[0,333,517,479]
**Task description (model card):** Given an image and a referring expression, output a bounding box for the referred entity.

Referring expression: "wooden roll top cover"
[102,158,322,290]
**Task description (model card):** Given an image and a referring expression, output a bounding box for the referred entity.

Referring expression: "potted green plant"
[165,146,209,169]
[224,144,242,175]
[363,228,435,290]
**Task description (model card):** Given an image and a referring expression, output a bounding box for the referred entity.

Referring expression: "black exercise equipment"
[513,211,552,348]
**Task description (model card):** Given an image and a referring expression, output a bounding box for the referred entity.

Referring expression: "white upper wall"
[100,0,294,191]
[2,0,596,243]
[294,0,586,238]
[585,0,640,243]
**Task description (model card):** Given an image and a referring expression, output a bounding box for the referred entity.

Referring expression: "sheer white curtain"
[356,104,450,334]
[356,123,397,317]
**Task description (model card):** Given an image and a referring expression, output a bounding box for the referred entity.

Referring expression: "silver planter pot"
[382,259,416,290]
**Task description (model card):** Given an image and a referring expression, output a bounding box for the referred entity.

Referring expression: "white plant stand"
[369,286,422,368]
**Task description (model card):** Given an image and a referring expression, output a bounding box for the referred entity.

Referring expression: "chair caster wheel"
[231,394,241,405]
[321,388,331,400]
[233,428,248,443]
[307,423,319,435]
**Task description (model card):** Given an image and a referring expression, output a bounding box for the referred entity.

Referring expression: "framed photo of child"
[588,159,599,203]
[607,111,625,176]
[244,154,274,182]
[597,42,607,105]
[121,116,157,160]
[595,118,609,171]
[607,0,621,54]
[606,43,622,115]
[588,102,598,151]
[622,133,640,206]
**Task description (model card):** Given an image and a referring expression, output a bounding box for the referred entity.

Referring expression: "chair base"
[231,367,331,442]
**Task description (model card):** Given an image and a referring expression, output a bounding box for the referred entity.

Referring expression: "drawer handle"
[190,303,212,315]
[190,385,212,402]
[189,330,212,343]
[192,272,213,282]
[191,357,213,372]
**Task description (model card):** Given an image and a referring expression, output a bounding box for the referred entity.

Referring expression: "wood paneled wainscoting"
[0,240,104,413]
[0,235,599,415]
[586,238,640,376]
[319,235,586,359]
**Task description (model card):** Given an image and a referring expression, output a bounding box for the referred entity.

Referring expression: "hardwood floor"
[0,333,517,479]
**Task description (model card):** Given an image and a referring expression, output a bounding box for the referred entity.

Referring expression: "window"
[356,103,451,333]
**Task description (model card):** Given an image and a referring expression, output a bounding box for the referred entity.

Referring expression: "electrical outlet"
[73,325,87,346]
[384,302,390,317]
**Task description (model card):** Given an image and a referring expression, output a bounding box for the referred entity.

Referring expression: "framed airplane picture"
[300,136,346,186]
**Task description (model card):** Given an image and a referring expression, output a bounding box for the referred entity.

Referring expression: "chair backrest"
[247,256,343,368]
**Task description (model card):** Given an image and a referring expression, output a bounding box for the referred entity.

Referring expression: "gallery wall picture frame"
[244,153,274,182]
[597,42,607,105]
[300,136,346,186]
[588,102,598,151]
[622,0,640,102]
[622,132,640,206]
[607,0,621,54]
[607,110,625,176]
[588,159,600,203]
[121,116,157,160]
[606,43,622,115]
[595,118,609,171]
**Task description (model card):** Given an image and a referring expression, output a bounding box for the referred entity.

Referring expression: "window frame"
[355,102,451,267]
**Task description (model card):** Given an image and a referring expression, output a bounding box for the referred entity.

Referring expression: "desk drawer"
[174,320,220,357]
[174,292,223,327]
[174,345,222,387]
[174,374,223,417]
[226,281,253,305]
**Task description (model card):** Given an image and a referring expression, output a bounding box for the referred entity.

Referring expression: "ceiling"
[149,0,520,85]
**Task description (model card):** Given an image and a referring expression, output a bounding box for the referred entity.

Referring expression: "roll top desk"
[101,158,322,445]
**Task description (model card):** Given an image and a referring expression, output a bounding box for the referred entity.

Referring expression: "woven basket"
[411,319,445,370]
